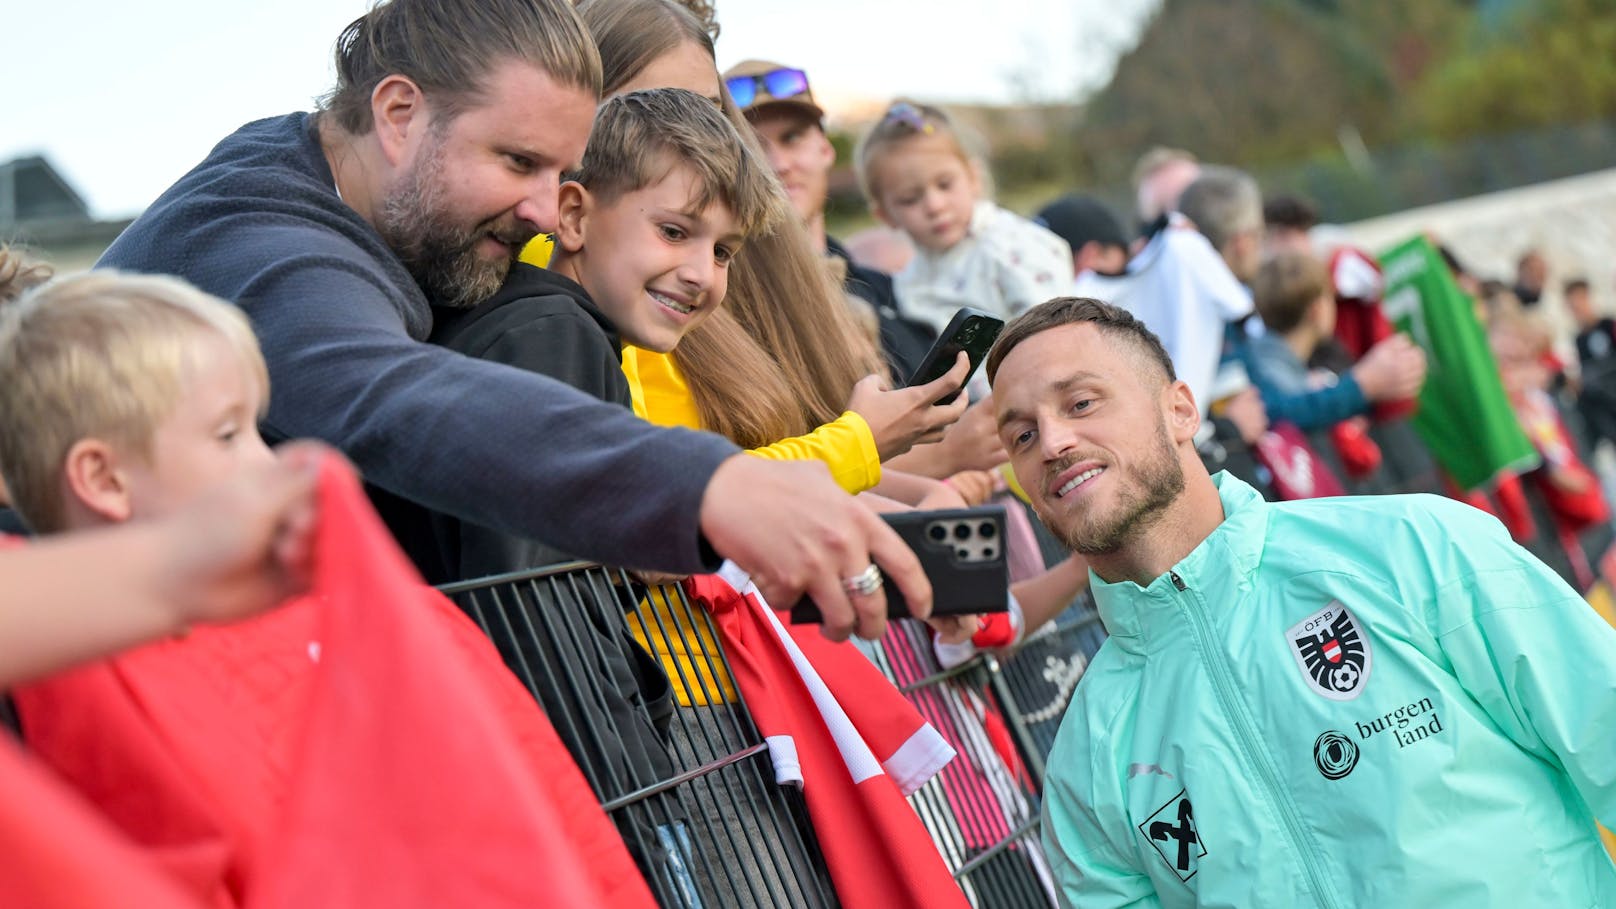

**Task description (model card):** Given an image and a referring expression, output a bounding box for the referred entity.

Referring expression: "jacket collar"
[1091,472,1270,652]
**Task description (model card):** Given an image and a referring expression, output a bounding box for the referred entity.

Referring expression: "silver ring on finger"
[840,563,883,597]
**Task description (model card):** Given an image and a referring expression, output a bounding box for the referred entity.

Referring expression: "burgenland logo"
[1355,695,1443,749]
[1312,695,1445,781]
[1286,602,1372,701]
[1312,730,1359,780]
[1138,789,1206,882]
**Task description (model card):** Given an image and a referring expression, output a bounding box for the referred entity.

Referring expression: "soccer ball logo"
[1287,604,1373,702]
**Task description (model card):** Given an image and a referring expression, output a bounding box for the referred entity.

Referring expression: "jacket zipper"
[1169,570,1340,909]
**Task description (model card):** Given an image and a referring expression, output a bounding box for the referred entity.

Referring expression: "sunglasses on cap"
[725,67,809,108]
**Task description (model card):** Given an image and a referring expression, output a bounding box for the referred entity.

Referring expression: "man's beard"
[376,135,531,310]
[1044,415,1186,557]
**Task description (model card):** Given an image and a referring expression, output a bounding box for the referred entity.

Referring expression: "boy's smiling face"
[120,332,274,521]
[556,161,743,353]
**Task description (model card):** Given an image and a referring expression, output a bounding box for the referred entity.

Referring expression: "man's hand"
[847,353,971,461]
[1353,334,1427,402]
[699,455,932,641]
[155,442,325,627]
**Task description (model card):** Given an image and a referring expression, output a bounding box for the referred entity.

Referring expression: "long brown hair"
[578,0,885,448]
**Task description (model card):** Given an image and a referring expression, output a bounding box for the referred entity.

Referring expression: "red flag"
[685,565,970,909]
[15,456,655,908]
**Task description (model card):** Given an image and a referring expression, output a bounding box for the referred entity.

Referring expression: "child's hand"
[925,614,981,645]
[630,569,688,588]
[942,470,996,506]
[1548,465,1593,494]
[156,443,326,627]
[1353,335,1427,402]
[929,395,1009,474]
[847,352,971,460]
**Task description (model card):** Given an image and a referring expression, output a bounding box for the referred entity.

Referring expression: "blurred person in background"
[724,58,936,380]
[1515,248,1550,307]
[1036,194,1130,278]
[1261,194,1318,260]
[1131,146,1200,237]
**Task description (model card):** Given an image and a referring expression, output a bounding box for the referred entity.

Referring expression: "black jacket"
[372,265,678,873]
[828,237,936,381]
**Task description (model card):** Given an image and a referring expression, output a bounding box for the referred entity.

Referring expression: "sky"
[7,0,1154,220]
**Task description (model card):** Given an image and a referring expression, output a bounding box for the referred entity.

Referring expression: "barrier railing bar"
[953,816,1044,878]
[983,653,1051,789]
[895,655,990,694]
[600,742,771,811]
[436,558,598,594]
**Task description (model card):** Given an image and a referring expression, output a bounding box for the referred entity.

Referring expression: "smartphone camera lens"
[978,522,997,539]
[928,524,948,542]
[957,547,972,560]
[953,523,972,541]
[981,545,998,560]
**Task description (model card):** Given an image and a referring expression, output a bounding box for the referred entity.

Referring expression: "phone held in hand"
[790,506,1010,625]
[906,307,1006,406]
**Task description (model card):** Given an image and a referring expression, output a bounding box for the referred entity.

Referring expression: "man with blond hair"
[99,0,929,640]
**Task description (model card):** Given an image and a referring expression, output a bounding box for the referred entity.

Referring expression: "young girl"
[857,101,1074,340]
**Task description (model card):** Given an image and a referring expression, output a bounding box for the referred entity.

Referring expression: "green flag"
[1379,235,1537,491]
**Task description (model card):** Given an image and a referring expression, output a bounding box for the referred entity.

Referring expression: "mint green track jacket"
[1042,473,1616,907]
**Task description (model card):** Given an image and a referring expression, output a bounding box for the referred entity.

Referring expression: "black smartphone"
[906,307,1005,406]
[789,506,1010,624]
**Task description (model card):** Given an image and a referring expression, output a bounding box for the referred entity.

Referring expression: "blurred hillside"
[828,0,1616,234]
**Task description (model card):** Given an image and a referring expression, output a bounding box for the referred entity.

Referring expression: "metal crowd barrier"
[989,594,1108,787]
[435,556,1117,909]
[859,619,1062,908]
[438,563,837,908]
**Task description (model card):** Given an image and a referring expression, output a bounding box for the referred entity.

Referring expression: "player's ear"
[1165,380,1199,444]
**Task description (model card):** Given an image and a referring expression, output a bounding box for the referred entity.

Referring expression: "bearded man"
[988,296,1616,907]
[96,0,931,639]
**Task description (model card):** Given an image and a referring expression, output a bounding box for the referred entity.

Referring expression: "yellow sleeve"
[625,347,881,494]
[750,412,882,494]
[619,347,880,705]
[517,234,555,268]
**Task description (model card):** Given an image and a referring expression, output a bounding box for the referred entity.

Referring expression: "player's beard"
[1048,413,1185,556]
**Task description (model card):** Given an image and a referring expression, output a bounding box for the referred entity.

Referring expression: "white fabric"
[895,200,1074,336]
[713,561,885,787]
[763,735,802,788]
[1332,247,1384,301]
[881,726,956,798]
[1073,214,1253,414]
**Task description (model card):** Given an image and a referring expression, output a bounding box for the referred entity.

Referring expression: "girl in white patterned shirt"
[855,101,1073,341]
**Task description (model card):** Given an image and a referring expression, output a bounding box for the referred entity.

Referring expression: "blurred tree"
[1076,0,1471,182]
[1408,0,1616,139]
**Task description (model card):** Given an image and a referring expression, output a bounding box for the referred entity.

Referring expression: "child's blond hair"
[854,100,979,203]
[0,269,269,532]
[570,87,786,239]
